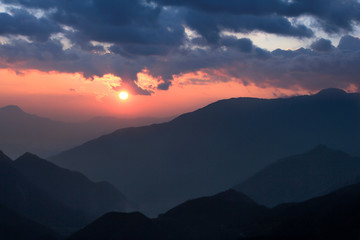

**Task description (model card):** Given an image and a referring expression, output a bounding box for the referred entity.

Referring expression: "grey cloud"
[158,0,360,34]
[338,35,360,51]
[220,37,254,53]
[184,9,313,44]
[157,81,172,90]
[0,0,359,95]
[0,8,60,41]
[0,34,360,94]
[310,38,334,52]
[146,35,360,91]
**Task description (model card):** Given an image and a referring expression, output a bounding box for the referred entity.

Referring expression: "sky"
[0,0,360,121]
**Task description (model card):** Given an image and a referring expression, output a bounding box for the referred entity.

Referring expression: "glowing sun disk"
[119,91,129,100]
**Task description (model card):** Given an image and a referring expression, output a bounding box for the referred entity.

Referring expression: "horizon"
[1,0,360,121]
[0,87,357,122]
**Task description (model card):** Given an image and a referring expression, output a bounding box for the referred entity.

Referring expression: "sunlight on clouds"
[222,31,312,51]
[93,74,122,92]
[184,26,201,40]
[0,4,6,12]
[135,69,162,93]
[50,33,73,50]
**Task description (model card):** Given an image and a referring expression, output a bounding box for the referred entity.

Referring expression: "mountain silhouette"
[51,89,360,215]
[0,105,172,158]
[156,190,269,240]
[68,183,360,240]
[67,212,169,240]
[68,190,268,240]
[14,152,133,218]
[0,151,90,234]
[0,151,132,236]
[242,182,360,239]
[0,150,12,165]
[235,145,360,206]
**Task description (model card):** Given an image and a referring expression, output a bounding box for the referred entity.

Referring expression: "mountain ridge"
[234,145,360,206]
[51,89,360,216]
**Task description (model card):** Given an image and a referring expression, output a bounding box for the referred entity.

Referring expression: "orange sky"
[0,68,311,121]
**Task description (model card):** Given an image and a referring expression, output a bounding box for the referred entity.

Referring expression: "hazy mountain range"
[0,105,172,158]
[51,88,360,215]
[1,88,360,239]
[235,145,360,206]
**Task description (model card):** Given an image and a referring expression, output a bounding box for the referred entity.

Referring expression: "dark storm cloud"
[183,9,313,44]
[338,35,360,51]
[145,35,360,90]
[220,37,253,53]
[2,0,185,49]
[157,81,172,90]
[0,8,60,41]
[158,0,360,33]
[310,38,334,52]
[0,0,360,94]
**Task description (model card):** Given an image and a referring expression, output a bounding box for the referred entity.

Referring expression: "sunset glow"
[0,0,359,121]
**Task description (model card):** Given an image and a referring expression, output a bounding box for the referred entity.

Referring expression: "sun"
[119,91,129,100]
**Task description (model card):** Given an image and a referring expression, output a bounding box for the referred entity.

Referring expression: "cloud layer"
[0,0,360,94]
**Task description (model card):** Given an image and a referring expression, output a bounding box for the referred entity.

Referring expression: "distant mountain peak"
[17,152,40,160]
[306,144,348,156]
[315,88,347,97]
[0,105,24,113]
[310,144,332,152]
[0,150,12,165]
[215,189,256,204]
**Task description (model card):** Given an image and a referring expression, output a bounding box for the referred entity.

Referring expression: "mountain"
[156,190,269,240]
[67,212,169,240]
[0,105,172,158]
[234,145,360,206]
[51,89,360,216]
[68,184,360,240]
[0,203,59,240]
[241,182,360,240]
[14,153,133,218]
[0,151,90,234]
[68,190,268,240]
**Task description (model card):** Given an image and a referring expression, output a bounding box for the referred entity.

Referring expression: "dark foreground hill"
[0,204,59,240]
[235,145,360,206]
[67,212,169,240]
[51,88,360,215]
[0,151,131,235]
[242,182,360,240]
[68,183,360,240]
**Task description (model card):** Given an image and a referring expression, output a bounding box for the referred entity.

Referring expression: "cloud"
[182,9,313,44]
[310,38,334,52]
[220,37,254,53]
[158,0,360,34]
[0,8,60,41]
[0,0,360,94]
[338,35,360,51]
